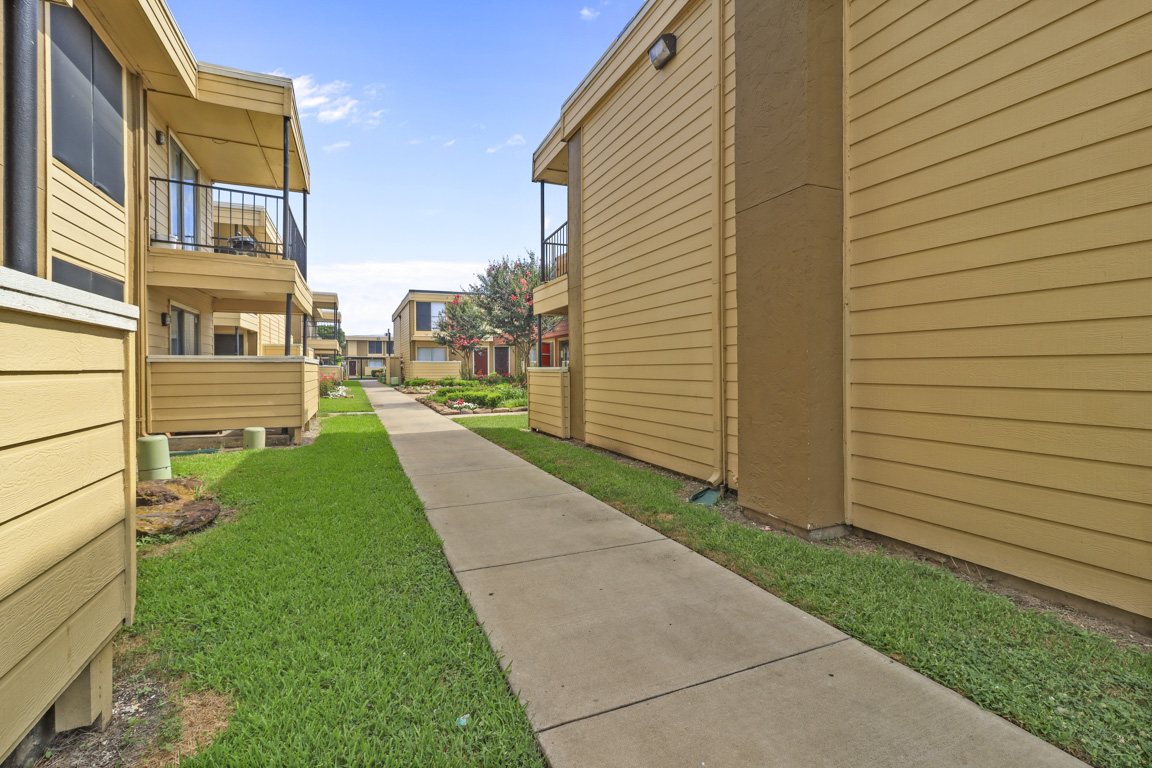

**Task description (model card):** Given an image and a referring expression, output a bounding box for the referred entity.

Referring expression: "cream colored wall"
[577,0,732,482]
[844,0,1152,619]
[0,304,135,760]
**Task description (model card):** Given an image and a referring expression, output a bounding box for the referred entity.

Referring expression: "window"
[387,340,395,355]
[51,5,124,205]
[415,301,446,331]
[559,340,570,366]
[169,142,198,245]
[170,306,201,355]
[416,347,448,362]
[368,340,383,355]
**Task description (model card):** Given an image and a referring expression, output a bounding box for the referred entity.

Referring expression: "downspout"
[282,115,290,264]
[4,0,38,274]
[707,0,727,488]
[284,294,292,355]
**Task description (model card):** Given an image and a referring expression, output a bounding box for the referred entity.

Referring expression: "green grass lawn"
[318,379,372,413]
[132,414,546,766]
[458,414,1151,768]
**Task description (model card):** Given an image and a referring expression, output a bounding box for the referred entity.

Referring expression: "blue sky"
[167,0,645,333]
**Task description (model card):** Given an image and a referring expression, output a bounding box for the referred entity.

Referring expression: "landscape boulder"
[136,500,221,537]
[136,478,219,537]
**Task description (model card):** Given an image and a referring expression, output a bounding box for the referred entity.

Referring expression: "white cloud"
[408,138,422,145]
[318,96,359,123]
[486,134,527,153]
[308,260,488,335]
[579,6,600,20]
[443,139,457,147]
[322,140,351,153]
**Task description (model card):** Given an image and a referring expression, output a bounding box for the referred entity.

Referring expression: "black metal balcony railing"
[149,177,307,279]
[542,221,568,282]
[313,321,341,342]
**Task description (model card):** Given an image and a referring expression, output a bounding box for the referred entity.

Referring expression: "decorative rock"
[493,408,511,413]
[476,408,493,414]
[136,499,221,537]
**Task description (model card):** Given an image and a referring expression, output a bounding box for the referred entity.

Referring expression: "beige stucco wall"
[736,0,844,532]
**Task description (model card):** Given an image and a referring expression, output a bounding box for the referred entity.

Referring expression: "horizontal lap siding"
[0,310,131,758]
[581,0,719,482]
[529,369,571,438]
[405,361,462,380]
[148,360,306,432]
[845,0,1152,618]
[48,161,128,290]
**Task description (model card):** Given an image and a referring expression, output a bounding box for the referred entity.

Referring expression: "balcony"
[147,178,312,316]
[147,355,319,443]
[534,221,569,316]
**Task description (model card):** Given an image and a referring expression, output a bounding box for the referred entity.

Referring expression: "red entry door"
[495,346,510,375]
[473,348,488,377]
[541,342,552,367]
[349,359,358,376]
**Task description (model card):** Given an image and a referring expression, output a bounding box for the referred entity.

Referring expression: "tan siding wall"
[579,0,726,481]
[147,287,214,355]
[260,313,286,354]
[47,161,128,289]
[0,308,133,758]
[406,360,462,380]
[528,368,571,438]
[845,0,1152,618]
[147,358,313,433]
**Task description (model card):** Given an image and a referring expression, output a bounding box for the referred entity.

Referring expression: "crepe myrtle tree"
[469,252,560,382]
[432,294,489,380]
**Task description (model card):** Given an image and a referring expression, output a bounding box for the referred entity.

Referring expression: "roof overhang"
[313,291,339,317]
[532,120,568,185]
[148,64,310,192]
[83,0,197,97]
[532,0,697,185]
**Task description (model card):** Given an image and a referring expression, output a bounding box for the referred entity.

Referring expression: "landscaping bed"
[392,376,528,416]
[115,414,545,766]
[457,414,1152,768]
[318,379,372,414]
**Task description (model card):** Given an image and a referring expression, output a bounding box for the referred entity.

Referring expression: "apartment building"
[530,0,1152,625]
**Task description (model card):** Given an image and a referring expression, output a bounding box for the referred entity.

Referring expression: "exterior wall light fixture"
[649,33,676,70]
[155,130,167,146]
[160,312,171,327]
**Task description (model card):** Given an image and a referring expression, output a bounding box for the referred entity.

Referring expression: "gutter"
[4,0,38,275]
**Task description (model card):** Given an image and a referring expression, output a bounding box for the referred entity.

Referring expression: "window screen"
[416,347,448,362]
[368,340,383,355]
[51,5,124,205]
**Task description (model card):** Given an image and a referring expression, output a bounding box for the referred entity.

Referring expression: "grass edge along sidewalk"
[130,414,547,767]
[457,414,1151,768]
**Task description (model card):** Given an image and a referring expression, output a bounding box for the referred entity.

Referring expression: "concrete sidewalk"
[363,382,1086,767]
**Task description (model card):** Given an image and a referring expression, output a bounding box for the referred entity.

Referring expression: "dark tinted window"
[50,5,124,205]
[368,341,383,355]
[416,302,432,332]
